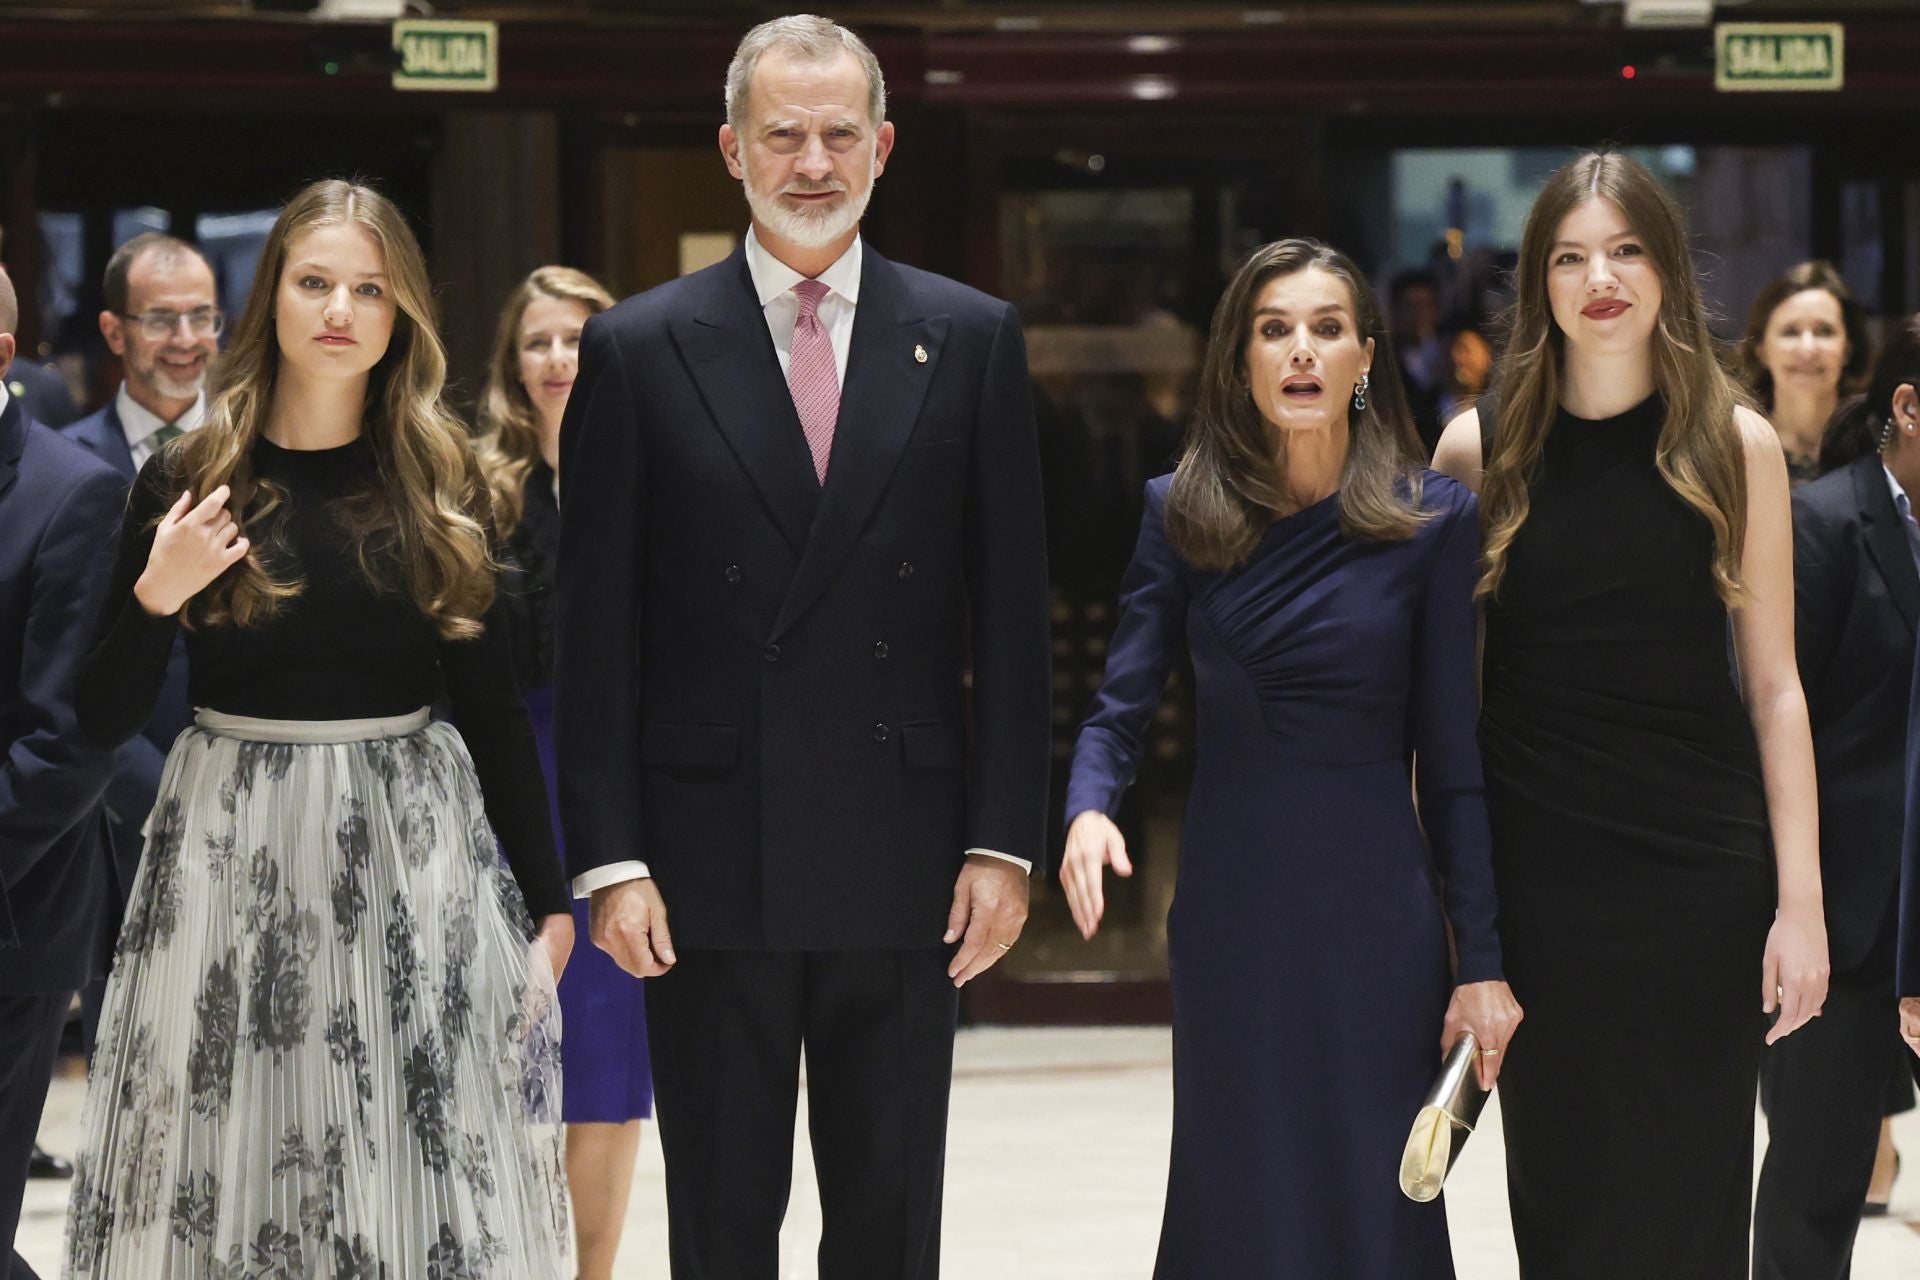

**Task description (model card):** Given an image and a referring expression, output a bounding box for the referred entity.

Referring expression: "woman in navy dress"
[1062,239,1521,1279]
[478,266,653,1280]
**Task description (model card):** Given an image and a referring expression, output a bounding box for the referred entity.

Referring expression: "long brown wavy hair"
[1736,258,1872,412]
[475,265,615,538]
[169,178,496,639]
[1166,239,1428,571]
[1479,151,1749,604]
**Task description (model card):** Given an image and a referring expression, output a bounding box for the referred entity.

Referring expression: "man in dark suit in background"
[0,266,122,1279]
[56,234,212,1051]
[556,15,1050,1277]
[1757,404,1920,1278]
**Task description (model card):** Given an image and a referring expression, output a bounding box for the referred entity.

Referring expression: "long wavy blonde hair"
[171,178,496,639]
[1479,151,1749,604]
[475,265,615,538]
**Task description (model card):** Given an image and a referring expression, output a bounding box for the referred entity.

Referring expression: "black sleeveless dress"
[1479,394,1774,1278]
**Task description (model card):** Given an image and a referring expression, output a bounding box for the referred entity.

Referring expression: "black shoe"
[27,1143,73,1180]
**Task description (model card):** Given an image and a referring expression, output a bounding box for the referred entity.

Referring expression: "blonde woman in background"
[65,179,573,1278]
[478,266,652,1280]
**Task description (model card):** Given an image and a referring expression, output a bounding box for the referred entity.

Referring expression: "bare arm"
[1432,409,1485,492]
[1728,405,1828,1042]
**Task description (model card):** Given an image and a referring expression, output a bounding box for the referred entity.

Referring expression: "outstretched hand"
[1059,810,1132,940]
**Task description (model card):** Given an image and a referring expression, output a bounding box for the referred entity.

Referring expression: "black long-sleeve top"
[75,434,570,920]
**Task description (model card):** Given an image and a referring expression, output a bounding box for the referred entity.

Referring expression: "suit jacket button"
[726,564,743,583]
[898,561,914,580]
[873,722,890,742]
[873,641,889,660]
[764,644,781,664]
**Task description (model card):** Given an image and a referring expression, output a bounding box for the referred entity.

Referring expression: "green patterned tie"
[150,423,187,452]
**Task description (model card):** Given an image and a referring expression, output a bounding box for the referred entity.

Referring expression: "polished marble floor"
[20,1026,1920,1277]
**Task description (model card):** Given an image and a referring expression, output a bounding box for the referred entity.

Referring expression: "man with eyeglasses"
[64,232,221,475]
[54,232,209,1094]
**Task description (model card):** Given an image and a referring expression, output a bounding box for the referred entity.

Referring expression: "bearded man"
[553,14,1050,1278]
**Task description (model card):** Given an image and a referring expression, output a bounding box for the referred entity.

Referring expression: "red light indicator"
[1621,64,1637,80]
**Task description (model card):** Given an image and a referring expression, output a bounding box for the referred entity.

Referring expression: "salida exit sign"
[392,19,498,93]
[1715,23,1844,93]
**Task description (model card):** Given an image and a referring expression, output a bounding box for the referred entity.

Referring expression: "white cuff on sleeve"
[572,860,652,898]
[966,847,1034,875]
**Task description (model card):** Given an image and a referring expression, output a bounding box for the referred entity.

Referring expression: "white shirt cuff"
[572,860,651,898]
[966,847,1034,875]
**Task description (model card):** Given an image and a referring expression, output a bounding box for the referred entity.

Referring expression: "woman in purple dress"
[479,266,653,1280]
[1061,239,1522,1278]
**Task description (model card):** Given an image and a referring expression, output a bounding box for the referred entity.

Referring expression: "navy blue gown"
[1068,472,1502,1279]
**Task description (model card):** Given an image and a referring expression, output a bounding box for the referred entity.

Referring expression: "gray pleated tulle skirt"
[64,709,571,1279]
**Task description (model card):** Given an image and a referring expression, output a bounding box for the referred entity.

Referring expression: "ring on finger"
[995,941,1012,951]
[1477,1047,1501,1058]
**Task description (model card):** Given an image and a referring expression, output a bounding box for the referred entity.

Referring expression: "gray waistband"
[194,708,432,743]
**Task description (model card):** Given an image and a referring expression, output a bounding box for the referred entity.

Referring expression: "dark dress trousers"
[0,396,122,1280]
[1756,453,1920,1280]
[555,243,1050,1278]
[58,401,192,1036]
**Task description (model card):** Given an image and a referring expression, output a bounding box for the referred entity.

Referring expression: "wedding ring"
[995,941,1012,951]
[1478,1048,1501,1057]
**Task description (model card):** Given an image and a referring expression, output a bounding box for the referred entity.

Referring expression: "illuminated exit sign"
[392,19,498,93]
[1715,23,1844,93]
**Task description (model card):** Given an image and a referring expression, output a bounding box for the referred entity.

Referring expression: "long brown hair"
[170,178,496,639]
[1165,238,1428,571]
[1479,151,1749,604]
[475,265,615,537]
[1736,259,1872,411]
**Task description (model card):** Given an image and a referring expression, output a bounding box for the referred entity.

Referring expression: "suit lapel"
[73,403,137,480]
[670,250,819,553]
[1855,454,1920,634]
[774,249,949,637]
[0,397,23,503]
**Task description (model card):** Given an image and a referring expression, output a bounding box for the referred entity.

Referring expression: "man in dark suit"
[1756,422,1920,1278]
[3,361,79,430]
[56,234,212,1049]
[556,15,1049,1277]
[0,267,122,1280]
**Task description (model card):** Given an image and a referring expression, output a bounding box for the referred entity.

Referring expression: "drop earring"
[1352,374,1370,414]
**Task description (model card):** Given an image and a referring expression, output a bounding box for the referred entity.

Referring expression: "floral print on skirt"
[64,709,570,1279]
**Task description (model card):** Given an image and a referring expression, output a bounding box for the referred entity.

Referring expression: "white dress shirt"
[0,380,10,419]
[571,230,1031,898]
[117,383,207,470]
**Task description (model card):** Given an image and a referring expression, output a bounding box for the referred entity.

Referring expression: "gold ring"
[996,942,1012,951]
[1478,1048,1501,1057]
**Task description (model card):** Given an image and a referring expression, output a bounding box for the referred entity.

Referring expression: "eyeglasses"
[117,307,226,341]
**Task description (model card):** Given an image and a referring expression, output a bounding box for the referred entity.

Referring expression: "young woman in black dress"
[1434,151,1829,1278]
[66,180,574,1278]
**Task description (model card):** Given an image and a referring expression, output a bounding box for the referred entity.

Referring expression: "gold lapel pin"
[914,344,928,364]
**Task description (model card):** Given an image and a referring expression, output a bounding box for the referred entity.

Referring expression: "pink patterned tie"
[788,279,840,483]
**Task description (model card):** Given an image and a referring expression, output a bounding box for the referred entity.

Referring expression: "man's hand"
[944,854,1030,987]
[589,878,677,978]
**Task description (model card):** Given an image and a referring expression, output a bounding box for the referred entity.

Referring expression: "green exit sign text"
[392,20,498,94]
[1715,23,1844,93]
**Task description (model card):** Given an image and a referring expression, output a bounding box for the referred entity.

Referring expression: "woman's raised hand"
[134,485,250,617]
[1060,810,1133,940]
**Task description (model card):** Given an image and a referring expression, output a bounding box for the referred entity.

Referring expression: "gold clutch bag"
[1399,1031,1491,1203]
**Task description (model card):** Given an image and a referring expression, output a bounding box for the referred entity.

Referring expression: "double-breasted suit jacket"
[555,243,1051,950]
